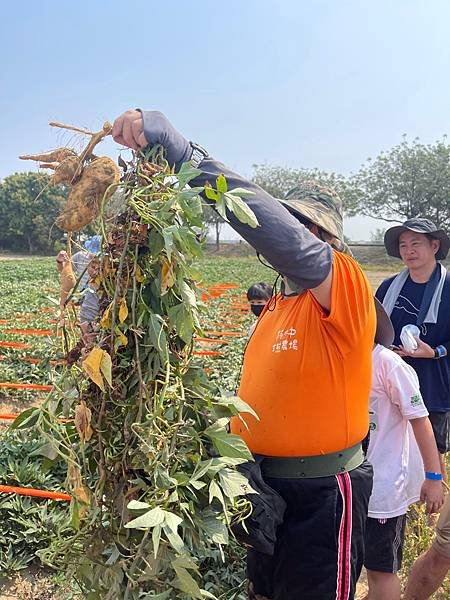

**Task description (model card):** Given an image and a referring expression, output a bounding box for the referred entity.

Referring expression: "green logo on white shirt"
[410,394,423,407]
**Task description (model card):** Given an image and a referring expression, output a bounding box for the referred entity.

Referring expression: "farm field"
[0,256,448,599]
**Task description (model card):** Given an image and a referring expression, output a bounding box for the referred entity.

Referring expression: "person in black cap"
[376,218,450,478]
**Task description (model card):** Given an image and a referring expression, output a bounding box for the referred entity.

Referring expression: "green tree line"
[0,172,67,254]
[1,136,450,253]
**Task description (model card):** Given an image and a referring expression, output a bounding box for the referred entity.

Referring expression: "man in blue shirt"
[376,218,450,477]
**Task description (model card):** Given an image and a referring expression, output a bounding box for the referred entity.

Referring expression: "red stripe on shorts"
[335,472,353,600]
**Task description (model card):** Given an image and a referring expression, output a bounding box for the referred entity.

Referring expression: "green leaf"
[172,565,203,599]
[190,480,206,490]
[214,396,259,421]
[162,229,174,259]
[127,500,150,510]
[70,498,80,531]
[141,590,172,600]
[29,442,59,461]
[218,468,255,498]
[180,280,198,309]
[200,513,228,545]
[228,186,255,197]
[215,196,229,221]
[176,189,204,226]
[190,459,213,483]
[9,407,40,430]
[216,174,227,193]
[223,192,259,228]
[177,162,202,188]
[147,313,168,363]
[209,480,224,506]
[168,302,194,345]
[125,507,165,529]
[204,185,220,201]
[204,420,253,460]
[163,510,183,533]
[163,525,185,554]
[200,591,218,599]
[152,524,162,558]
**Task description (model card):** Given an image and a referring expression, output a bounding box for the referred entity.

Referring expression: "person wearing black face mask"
[247,282,272,318]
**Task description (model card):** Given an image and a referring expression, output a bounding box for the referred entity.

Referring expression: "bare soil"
[0,569,65,600]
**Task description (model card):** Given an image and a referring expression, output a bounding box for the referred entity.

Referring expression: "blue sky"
[2,0,449,239]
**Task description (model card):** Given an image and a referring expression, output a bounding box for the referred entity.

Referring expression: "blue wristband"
[425,471,443,481]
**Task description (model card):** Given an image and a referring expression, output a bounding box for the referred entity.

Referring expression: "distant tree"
[370,227,386,243]
[203,204,225,250]
[0,172,67,253]
[347,136,450,228]
[251,164,355,213]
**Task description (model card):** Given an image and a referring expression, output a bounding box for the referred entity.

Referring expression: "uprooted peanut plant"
[15,129,260,599]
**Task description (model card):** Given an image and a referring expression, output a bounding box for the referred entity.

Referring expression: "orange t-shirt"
[231,251,376,457]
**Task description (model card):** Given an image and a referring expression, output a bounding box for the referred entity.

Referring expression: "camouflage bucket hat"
[279,181,344,242]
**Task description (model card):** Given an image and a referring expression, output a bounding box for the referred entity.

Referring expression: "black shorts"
[364,515,406,573]
[428,412,450,454]
[247,460,373,600]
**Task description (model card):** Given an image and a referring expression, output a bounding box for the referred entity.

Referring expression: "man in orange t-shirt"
[112,110,379,600]
[230,184,376,600]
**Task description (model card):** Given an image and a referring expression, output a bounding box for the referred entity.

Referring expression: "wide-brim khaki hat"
[384,218,450,260]
[279,181,344,241]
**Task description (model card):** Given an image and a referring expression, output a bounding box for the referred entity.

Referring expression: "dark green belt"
[258,442,364,479]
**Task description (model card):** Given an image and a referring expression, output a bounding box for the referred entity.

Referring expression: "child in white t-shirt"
[364,344,444,600]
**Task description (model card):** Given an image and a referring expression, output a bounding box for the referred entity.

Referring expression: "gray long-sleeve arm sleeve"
[141,110,332,290]
[191,157,332,289]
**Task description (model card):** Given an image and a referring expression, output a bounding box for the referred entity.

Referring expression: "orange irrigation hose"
[1,413,72,422]
[192,350,224,356]
[202,321,242,327]
[0,356,66,365]
[0,485,71,501]
[4,329,55,336]
[194,338,229,345]
[0,383,53,390]
[202,331,242,337]
[220,313,246,320]
[0,413,73,422]
[0,341,32,349]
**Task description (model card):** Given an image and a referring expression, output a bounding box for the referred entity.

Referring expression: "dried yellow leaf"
[66,463,90,518]
[100,350,112,388]
[161,259,175,296]
[119,298,128,323]
[66,462,83,491]
[100,303,112,329]
[135,264,145,283]
[82,347,105,391]
[74,485,91,506]
[74,400,93,443]
[116,329,128,347]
